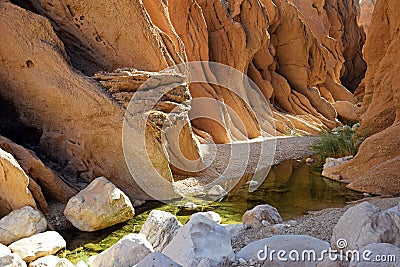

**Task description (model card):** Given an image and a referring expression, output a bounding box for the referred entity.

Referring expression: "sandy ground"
[174,135,320,193]
[273,135,319,164]
[232,196,400,252]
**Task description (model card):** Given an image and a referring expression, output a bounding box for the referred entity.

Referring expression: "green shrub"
[312,124,368,161]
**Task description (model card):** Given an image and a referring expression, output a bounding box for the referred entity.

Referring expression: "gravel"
[174,135,320,189]
[273,135,319,164]
[232,196,400,252]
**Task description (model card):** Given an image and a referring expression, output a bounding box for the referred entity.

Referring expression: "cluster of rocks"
[0,217,69,267]
[2,174,400,267]
[0,176,136,267]
[75,201,400,266]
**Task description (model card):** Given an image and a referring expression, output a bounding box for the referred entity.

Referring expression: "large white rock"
[134,252,182,267]
[162,215,235,267]
[242,204,282,228]
[0,206,47,245]
[0,253,26,267]
[331,202,400,251]
[91,234,153,267]
[139,210,181,252]
[8,231,66,263]
[64,177,134,232]
[236,235,330,267]
[349,243,400,267]
[28,255,74,267]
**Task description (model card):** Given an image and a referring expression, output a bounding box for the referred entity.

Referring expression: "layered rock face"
[326,0,400,195]
[0,0,365,202]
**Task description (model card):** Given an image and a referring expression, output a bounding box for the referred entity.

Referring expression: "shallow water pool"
[59,159,363,263]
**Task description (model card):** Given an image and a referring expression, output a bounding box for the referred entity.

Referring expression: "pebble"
[305,157,314,163]
[183,202,200,210]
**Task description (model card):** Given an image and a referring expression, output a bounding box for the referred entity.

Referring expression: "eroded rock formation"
[0,0,366,203]
[324,0,400,195]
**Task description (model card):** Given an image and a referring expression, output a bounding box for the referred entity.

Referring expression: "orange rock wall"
[0,0,367,200]
[327,0,400,195]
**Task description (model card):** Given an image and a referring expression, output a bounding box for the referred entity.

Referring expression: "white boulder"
[162,215,235,267]
[0,206,47,245]
[236,235,330,267]
[8,231,66,263]
[349,243,400,267]
[331,202,400,251]
[91,234,153,267]
[64,177,134,232]
[139,210,182,251]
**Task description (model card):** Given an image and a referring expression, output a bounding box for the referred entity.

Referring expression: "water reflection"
[216,160,363,221]
[60,160,363,263]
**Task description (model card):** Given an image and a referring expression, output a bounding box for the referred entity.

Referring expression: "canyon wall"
[325,0,400,195]
[358,0,377,34]
[0,0,366,205]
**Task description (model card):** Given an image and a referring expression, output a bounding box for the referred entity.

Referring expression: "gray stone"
[242,204,282,228]
[0,206,47,245]
[162,215,235,266]
[8,231,66,263]
[134,252,182,267]
[91,234,153,267]
[322,156,353,180]
[236,235,330,267]
[349,243,400,267]
[139,210,181,252]
[323,156,353,169]
[331,202,400,251]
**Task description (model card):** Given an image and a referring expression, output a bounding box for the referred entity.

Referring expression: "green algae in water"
[60,160,363,264]
[58,204,191,264]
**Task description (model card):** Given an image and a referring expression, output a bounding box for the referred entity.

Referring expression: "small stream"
[59,159,363,263]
